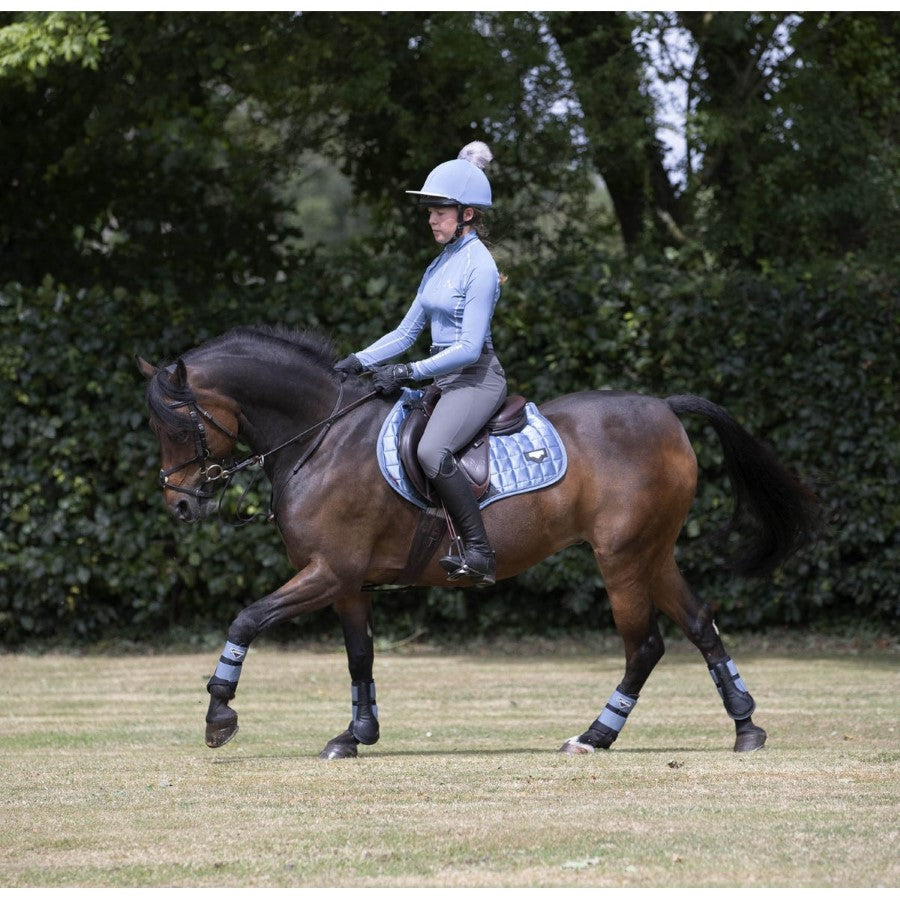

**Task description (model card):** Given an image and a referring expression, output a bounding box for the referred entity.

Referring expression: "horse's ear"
[173,358,188,388]
[136,356,158,379]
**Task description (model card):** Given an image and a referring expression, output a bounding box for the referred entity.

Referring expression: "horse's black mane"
[146,325,339,441]
[214,325,338,369]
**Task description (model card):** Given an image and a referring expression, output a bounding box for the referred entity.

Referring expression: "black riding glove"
[371,363,414,395]
[334,354,364,380]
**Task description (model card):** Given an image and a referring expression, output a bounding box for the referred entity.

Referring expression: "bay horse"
[138,325,818,758]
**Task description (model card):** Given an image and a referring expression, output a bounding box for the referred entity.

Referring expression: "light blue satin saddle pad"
[376,388,568,510]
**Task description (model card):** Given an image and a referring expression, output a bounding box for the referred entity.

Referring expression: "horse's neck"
[213,357,339,450]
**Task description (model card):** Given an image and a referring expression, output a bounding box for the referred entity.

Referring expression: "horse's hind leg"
[653,562,766,752]
[319,593,380,760]
[560,571,665,754]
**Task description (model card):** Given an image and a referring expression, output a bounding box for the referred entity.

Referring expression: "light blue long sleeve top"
[355,231,500,380]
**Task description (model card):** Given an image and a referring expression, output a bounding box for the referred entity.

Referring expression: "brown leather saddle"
[397,385,528,506]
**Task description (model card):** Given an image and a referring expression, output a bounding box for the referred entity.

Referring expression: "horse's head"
[138,356,240,523]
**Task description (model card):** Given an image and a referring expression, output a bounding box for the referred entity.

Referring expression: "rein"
[159,379,379,522]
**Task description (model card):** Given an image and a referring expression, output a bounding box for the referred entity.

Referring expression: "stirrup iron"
[439,538,495,585]
[447,561,496,586]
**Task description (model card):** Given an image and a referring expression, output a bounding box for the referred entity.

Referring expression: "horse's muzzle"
[169,489,217,523]
[175,497,198,522]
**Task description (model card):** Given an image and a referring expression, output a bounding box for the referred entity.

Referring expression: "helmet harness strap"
[454,205,474,239]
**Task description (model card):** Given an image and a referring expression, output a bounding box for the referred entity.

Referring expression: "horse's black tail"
[666,394,820,577]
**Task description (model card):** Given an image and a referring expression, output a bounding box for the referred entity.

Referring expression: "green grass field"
[1,636,897,888]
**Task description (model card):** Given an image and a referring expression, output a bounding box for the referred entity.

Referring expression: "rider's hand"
[334,354,364,380]
[371,363,414,395]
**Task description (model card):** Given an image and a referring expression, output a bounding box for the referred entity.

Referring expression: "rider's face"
[428,206,473,244]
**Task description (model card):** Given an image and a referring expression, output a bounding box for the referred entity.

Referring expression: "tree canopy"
[2,11,896,290]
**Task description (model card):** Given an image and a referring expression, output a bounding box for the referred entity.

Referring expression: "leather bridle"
[157,395,241,499]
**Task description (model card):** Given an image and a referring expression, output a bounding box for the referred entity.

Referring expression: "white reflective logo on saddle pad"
[377,388,568,511]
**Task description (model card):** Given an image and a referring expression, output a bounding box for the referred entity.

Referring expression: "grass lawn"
[0,635,896,888]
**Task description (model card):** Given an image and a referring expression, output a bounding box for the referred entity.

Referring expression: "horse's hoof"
[206,720,238,749]
[734,723,767,753]
[558,737,596,755]
[318,742,359,760]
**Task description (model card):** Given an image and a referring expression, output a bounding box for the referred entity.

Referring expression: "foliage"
[676,11,899,264]
[0,12,109,82]
[0,12,306,290]
[2,11,896,285]
[0,11,582,291]
[1,252,895,645]
[547,11,683,251]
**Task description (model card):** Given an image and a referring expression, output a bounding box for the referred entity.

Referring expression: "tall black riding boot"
[431,454,496,587]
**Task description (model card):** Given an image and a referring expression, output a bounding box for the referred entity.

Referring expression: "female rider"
[335,141,506,587]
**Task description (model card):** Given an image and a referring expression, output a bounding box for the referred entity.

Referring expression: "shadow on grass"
[208,745,725,763]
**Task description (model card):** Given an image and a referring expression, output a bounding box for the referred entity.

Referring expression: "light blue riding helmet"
[406,141,493,209]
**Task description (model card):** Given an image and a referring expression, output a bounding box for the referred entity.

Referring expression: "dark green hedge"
[1,251,896,646]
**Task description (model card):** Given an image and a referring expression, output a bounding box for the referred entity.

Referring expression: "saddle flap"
[458,434,490,497]
[396,398,432,502]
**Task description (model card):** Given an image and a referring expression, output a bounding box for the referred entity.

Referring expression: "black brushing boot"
[432,454,496,586]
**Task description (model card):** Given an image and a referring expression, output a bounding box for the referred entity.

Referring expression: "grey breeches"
[416,349,507,480]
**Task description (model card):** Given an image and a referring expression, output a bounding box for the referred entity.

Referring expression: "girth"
[397,384,527,506]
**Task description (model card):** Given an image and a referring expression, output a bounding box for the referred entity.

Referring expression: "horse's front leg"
[204,556,350,749]
[319,593,379,760]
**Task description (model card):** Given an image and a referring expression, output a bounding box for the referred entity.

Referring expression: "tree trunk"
[549,11,685,251]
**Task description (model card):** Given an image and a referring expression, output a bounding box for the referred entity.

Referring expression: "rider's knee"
[417,442,449,480]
